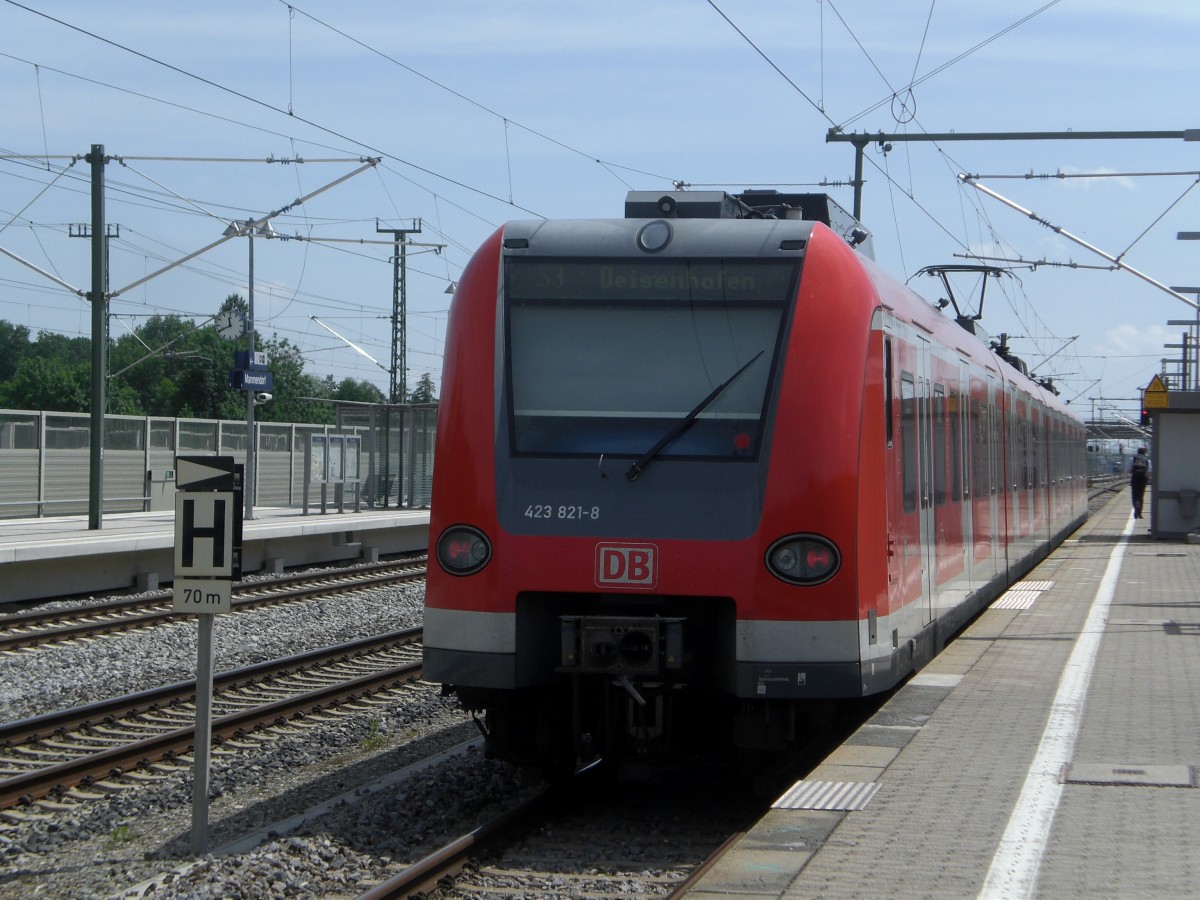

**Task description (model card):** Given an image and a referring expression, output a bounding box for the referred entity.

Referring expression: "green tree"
[0,356,89,411]
[108,313,239,418]
[32,332,91,367]
[410,372,437,404]
[0,303,350,425]
[253,334,333,424]
[334,377,386,405]
[0,321,31,383]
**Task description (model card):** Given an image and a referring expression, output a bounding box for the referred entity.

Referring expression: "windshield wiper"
[626,350,765,482]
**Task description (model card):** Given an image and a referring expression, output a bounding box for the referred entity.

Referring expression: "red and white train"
[424,189,1087,776]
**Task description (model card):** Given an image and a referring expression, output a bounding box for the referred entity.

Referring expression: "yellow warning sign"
[1144,374,1169,409]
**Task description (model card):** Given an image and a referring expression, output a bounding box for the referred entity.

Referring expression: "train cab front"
[424,202,850,777]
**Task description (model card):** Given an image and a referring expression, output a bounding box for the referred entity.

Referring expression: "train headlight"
[436,525,492,576]
[766,534,840,585]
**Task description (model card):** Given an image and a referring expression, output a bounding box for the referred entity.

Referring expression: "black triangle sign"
[176,456,237,491]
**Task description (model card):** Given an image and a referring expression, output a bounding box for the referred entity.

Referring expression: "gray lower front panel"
[428,646,913,701]
[734,660,865,699]
[428,644,873,701]
[424,647,519,689]
[734,639,924,699]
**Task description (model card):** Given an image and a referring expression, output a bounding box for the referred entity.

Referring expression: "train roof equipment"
[623,189,873,258]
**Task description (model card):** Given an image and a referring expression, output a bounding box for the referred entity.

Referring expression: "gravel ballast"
[0,579,538,899]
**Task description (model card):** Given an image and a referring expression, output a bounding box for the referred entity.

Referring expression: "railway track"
[357,788,557,899]
[355,701,873,900]
[0,556,426,654]
[1087,474,1126,501]
[355,771,760,900]
[0,627,425,812]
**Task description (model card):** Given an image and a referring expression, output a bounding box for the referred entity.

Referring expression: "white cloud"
[1058,166,1136,191]
[1093,322,1175,357]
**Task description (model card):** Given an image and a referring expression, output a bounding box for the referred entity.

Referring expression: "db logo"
[595,543,658,589]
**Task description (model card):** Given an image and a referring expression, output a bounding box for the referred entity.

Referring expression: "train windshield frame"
[503,257,798,461]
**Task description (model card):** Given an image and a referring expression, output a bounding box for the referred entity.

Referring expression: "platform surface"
[0,503,428,562]
[0,504,430,604]
[686,491,1200,899]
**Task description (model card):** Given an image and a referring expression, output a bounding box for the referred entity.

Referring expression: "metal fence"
[0,404,438,519]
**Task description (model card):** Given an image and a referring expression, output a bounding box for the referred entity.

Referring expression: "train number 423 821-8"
[525,504,600,520]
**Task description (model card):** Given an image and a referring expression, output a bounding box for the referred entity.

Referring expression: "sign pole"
[191,612,215,855]
[173,455,242,857]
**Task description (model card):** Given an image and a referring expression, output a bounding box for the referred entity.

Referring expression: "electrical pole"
[373,219,420,510]
[85,145,108,530]
[376,219,422,403]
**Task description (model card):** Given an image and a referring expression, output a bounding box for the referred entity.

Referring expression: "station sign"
[228,368,274,391]
[235,350,269,370]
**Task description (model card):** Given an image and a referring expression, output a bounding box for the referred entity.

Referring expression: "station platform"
[0,504,430,605]
[687,491,1200,899]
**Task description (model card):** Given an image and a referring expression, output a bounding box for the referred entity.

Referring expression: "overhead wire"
[708,0,1093,386]
[2,1,1176,397]
[1,0,543,217]
[278,0,671,185]
[835,0,1065,130]
[908,1,937,89]
[0,147,456,368]
[0,0,742,361]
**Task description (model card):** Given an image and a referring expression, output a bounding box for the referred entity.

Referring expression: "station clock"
[215,311,247,341]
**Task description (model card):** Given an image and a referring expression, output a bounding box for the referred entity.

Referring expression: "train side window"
[1050,418,1058,484]
[933,386,947,506]
[970,397,983,500]
[1022,420,1032,489]
[1031,420,1041,489]
[900,374,917,513]
[950,390,962,503]
[990,404,1000,495]
[884,337,894,448]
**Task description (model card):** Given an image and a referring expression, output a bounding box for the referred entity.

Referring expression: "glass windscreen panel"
[506,258,796,459]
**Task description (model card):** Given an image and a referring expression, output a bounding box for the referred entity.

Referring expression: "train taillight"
[766,534,840,585]
[436,525,492,576]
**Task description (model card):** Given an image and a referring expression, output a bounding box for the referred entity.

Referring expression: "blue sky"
[2,1,1199,417]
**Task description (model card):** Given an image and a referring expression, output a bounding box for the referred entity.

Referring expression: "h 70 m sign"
[172,456,243,615]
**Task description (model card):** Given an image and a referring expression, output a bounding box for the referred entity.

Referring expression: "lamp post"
[223,219,275,520]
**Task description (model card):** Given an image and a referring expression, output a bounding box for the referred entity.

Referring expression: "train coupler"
[558,615,684,676]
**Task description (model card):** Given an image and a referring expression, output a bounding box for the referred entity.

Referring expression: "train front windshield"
[504,258,797,461]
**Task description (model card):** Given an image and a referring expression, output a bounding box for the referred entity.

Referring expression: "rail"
[356,789,555,899]
[0,628,424,810]
[0,557,427,653]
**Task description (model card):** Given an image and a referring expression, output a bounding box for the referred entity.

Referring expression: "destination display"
[506,258,797,303]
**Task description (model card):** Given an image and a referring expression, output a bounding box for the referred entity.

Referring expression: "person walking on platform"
[1130,447,1150,519]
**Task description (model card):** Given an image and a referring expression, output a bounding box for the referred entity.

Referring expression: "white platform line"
[977,514,1134,900]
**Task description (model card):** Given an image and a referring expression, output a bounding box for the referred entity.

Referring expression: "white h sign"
[174,492,235,577]
[173,491,235,614]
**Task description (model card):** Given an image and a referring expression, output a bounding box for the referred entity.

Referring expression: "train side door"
[916,338,936,623]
